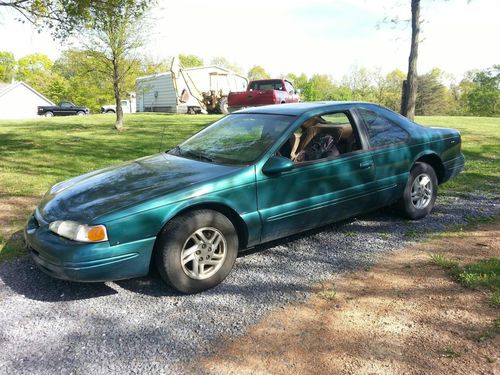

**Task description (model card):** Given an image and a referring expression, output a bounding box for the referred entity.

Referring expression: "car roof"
[234,101,376,116]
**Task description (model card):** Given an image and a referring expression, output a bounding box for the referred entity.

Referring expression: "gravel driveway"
[1,193,498,374]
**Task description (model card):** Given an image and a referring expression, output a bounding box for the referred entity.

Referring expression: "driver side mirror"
[262,156,293,175]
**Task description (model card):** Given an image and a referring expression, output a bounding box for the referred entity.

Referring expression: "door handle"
[359,161,374,169]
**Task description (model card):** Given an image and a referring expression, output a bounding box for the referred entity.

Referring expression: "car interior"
[278,112,361,163]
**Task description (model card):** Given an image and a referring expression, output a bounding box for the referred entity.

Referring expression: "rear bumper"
[25,212,156,282]
[442,153,465,183]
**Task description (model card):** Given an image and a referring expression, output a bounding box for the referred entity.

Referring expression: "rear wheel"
[44,111,54,117]
[155,210,238,293]
[398,162,438,220]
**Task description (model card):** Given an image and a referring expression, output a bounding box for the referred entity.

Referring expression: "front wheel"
[155,210,238,293]
[77,111,85,116]
[398,162,438,220]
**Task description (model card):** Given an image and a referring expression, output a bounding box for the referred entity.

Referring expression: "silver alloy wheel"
[411,173,432,209]
[180,227,227,280]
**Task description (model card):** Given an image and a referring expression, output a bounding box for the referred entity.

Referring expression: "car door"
[59,102,73,116]
[256,111,378,243]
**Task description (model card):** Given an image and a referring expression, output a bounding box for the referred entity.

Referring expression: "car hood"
[38,153,241,223]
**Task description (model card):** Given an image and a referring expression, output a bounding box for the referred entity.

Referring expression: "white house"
[0,81,55,119]
[136,65,248,114]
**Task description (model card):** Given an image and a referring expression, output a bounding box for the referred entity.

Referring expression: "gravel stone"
[0,193,498,374]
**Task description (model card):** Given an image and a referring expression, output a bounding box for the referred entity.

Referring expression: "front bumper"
[24,210,156,282]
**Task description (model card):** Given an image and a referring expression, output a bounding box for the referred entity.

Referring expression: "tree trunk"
[401,0,420,120]
[112,59,124,131]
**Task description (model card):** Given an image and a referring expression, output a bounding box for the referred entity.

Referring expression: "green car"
[25,102,464,293]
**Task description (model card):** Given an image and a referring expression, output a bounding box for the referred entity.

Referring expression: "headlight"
[49,220,108,242]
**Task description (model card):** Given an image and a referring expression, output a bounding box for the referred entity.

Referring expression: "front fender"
[104,173,259,248]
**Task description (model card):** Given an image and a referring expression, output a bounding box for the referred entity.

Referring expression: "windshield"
[168,114,295,165]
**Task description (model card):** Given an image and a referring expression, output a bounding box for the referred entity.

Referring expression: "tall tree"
[178,54,204,68]
[466,65,500,116]
[0,51,16,82]
[210,56,242,74]
[401,0,420,120]
[52,49,115,111]
[0,0,94,38]
[82,0,153,130]
[306,74,335,101]
[15,53,54,93]
[378,69,406,111]
[248,65,270,81]
[342,66,379,102]
[415,68,449,115]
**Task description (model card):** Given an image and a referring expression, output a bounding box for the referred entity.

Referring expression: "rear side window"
[358,109,409,148]
[249,80,284,91]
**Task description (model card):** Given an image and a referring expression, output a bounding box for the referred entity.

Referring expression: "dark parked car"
[25,102,464,293]
[38,101,90,117]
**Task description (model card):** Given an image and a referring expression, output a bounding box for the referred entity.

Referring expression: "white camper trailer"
[136,59,247,114]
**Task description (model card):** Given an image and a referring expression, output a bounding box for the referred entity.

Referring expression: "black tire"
[106,110,115,114]
[398,162,438,220]
[155,209,238,293]
[219,97,229,114]
[77,111,85,116]
[44,111,54,117]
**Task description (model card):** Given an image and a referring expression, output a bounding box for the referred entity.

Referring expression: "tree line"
[284,66,499,117]
[1,0,498,126]
[0,50,169,113]
[1,50,497,117]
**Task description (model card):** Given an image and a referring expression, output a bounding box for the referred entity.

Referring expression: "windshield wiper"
[169,145,214,163]
[168,145,182,155]
[183,149,214,163]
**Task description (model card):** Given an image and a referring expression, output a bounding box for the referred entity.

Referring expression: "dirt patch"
[0,196,39,240]
[199,224,500,375]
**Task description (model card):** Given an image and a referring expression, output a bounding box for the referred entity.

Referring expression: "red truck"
[227,79,300,112]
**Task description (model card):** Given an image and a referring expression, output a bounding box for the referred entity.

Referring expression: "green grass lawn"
[416,116,499,196]
[0,113,222,197]
[0,113,498,262]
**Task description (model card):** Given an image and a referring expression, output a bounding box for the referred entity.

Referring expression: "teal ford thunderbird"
[25,102,464,293]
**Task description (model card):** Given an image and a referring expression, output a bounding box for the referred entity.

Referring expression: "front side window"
[277,112,361,163]
[169,114,295,165]
[285,81,294,94]
[358,109,409,148]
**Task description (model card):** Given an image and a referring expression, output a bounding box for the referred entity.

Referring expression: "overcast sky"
[0,0,498,81]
